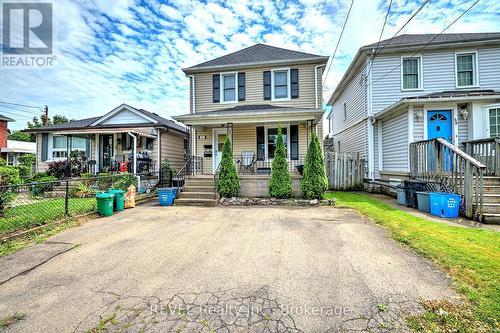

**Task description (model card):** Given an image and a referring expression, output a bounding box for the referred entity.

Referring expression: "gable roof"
[183,43,329,74]
[362,33,500,51]
[0,114,15,122]
[327,32,500,109]
[25,104,186,134]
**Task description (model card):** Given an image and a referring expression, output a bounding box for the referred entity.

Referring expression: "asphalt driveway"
[0,204,458,332]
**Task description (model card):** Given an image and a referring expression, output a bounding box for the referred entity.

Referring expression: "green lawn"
[325,192,500,332]
[0,198,96,235]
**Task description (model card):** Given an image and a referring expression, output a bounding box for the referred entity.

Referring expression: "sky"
[1,0,500,131]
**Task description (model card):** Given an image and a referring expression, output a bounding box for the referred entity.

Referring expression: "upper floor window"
[401,56,422,90]
[490,108,500,138]
[456,52,478,88]
[272,69,290,100]
[221,73,236,102]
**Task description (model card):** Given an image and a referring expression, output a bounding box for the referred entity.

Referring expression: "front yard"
[325,192,500,332]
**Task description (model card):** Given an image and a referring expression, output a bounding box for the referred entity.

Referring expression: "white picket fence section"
[325,152,366,190]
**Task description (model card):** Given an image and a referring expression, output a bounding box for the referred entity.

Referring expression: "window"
[267,127,287,159]
[343,102,347,120]
[221,73,236,102]
[456,52,477,87]
[7,153,15,166]
[52,135,87,159]
[490,108,500,138]
[402,56,421,90]
[272,69,290,100]
[146,137,154,150]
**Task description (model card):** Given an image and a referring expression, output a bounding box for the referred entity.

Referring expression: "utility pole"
[44,105,48,126]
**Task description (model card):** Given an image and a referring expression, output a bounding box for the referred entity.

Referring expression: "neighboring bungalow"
[173,43,328,203]
[326,33,500,222]
[26,104,189,174]
[0,114,36,166]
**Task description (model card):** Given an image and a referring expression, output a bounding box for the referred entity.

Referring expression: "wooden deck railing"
[410,138,487,220]
[463,137,500,176]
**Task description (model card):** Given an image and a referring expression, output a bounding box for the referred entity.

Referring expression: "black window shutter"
[41,133,48,161]
[238,73,245,101]
[290,125,299,160]
[213,74,220,103]
[291,69,299,98]
[263,71,271,100]
[256,127,265,161]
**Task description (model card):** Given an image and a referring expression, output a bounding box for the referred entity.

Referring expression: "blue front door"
[427,110,452,142]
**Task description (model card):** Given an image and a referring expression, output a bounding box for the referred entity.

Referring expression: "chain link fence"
[0,171,169,239]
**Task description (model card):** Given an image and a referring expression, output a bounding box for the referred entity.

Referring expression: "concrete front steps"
[175,175,218,207]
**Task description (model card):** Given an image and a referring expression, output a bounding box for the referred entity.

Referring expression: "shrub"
[30,175,58,196]
[18,153,36,180]
[47,160,68,179]
[0,166,20,216]
[216,136,240,197]
[69,183,96,198]
[112,173,136,191]
[301,132,328,199]
[269,126,292,198]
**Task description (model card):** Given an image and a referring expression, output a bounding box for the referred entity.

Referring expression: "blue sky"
[1,0,500,130]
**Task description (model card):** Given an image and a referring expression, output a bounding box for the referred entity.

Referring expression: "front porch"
[45,127,160,175]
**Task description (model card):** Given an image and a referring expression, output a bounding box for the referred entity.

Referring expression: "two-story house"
[326,33,500,222]
[173,44,328,199]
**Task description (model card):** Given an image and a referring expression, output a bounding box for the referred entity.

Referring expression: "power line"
[368,0,479,87]
[0,100,42,109]
[0,109,35,120]
[0,103,41,114]
[366,0,393,77]
[366,0,430,78]
[323,0,354,85]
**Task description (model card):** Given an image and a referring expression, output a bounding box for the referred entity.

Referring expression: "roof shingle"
[183,44,328,73]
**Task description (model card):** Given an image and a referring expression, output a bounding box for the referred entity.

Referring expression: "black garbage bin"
[404,180,427,208]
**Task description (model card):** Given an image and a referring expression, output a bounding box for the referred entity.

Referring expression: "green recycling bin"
[96,192,114,217]
[108,188,125,212]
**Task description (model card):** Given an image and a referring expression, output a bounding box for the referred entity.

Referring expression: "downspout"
[128,132,138,187]
[314,65,326,109]
[188,74,196,157]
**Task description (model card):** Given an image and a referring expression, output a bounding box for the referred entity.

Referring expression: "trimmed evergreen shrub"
[269,126,292,198]
[301,132,328,199]
[216,136,240,197]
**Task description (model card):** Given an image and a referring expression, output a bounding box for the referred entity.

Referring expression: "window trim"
[485,103,500,138]
[271,68,291,101]
[264,124,291,159]
[455,51,479,89]
[219,72,238,104]
[400,54,423,91]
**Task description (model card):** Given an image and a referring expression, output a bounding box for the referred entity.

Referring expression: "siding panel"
[382,111,408,172]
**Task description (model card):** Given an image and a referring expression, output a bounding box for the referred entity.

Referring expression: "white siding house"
[327,33,500,182]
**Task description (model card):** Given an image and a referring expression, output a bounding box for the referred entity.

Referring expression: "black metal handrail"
[233,154,306,175]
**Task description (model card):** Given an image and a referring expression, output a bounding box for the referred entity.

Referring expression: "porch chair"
[239,151,256,174]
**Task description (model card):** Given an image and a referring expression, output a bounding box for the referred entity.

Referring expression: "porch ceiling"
[51,127,158,138]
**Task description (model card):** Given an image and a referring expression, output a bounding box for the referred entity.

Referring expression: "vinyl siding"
[413,106,424,141]
[373,121,379,179]
[192,64,322,112]
[371,47,500,115]
[332,120,367,156]
[382,111,408,172]
[160,131,185,172]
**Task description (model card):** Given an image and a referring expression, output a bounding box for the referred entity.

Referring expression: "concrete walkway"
[367,193,500,232]
[0,204,459,332]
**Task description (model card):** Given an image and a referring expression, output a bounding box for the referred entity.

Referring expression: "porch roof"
[173,105,324,126]
[48,127,158,138]
[374,89,500,120]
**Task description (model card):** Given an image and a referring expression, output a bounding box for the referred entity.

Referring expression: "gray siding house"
[327,33,500,182]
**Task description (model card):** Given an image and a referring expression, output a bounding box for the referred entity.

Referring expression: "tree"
[27,114,71,128]
[216,136,240,197]
[269,126,292,198]
[8,130,34,142]
[301,132,328,199]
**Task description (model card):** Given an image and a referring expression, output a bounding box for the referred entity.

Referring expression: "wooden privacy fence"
[326,152,366,190]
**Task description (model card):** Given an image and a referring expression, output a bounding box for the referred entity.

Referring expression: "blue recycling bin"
[158,187,176,206]
[429,192,461,218]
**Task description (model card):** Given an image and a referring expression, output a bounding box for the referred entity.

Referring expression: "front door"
[427,110,452,142]
[427,110,453,171]
[99,134,114,170]
[213,130,227,173]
